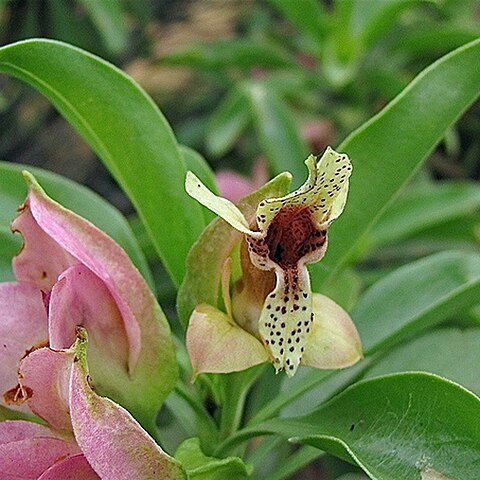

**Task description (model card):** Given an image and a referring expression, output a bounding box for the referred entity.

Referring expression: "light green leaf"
[245,81,308,185]
[0,161,153,287]
[175,438,251,479]
[0,39,205,287]
[312,38,480,287]
[352,251,480,354]
[227,373,480,479]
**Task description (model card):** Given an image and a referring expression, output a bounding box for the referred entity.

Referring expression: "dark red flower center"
[265,205,327,268]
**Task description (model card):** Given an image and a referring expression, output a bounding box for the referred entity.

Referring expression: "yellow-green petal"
[185,172,262,238]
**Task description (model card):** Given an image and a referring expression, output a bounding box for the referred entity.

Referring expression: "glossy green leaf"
[205,87,250,157]
[312,38,480,287]
[352,251,480,354]
[0,161,153,287]
[368,182,480,247]
[366,328,480,396]
[245,81,308,185]
[176,172,291,326]
[227,373,480,479]
[162,39,295,70]
[0,39,205,287]
[77,0,129,55]
[175,438,251,480]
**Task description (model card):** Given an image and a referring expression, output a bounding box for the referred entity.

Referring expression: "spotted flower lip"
[185,147,361,377]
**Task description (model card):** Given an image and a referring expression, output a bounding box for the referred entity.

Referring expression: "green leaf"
[77,0,129,56]
[177,172,291,326]
[366,328,480,396]
[0,39,205,287]
[268,0,327,50]
[311,38,480,287]
[367,182,480,247]
[162,39,296,70]
[0,229,19,281]
[352,251,480,354]
[205,87,250,157]
[175,438,251,480]
[245,81,308,186]
[231,373,480,479]
[0,161,153,287]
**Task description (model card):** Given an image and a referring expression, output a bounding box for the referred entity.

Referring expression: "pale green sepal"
[175,438,252,479]
[301,293,362,369]
[186,304,269,378]
[185,171,262,238]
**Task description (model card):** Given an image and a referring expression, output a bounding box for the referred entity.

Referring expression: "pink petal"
[48,265,130,402]
[0,282,48,407]
[0,420,56,444]
[25,177,142,372]
[38,454,100,480]
[0,435,79,479]
[70,351,186,480]
[11,205,77,290]
[186,304,269,377]
[19,348,74,431]
[23,173,176,425]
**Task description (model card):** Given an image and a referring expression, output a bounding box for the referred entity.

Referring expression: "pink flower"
[0,329,185,479]
[0,172,176,429]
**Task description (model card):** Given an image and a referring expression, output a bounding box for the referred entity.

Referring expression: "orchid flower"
[0,172,176,429]
[185,147,362,377]
[0,329,185,479]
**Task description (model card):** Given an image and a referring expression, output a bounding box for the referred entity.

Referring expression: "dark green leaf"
[229,373,480,479]
[0,39,205,287]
